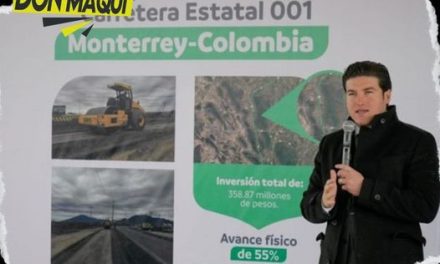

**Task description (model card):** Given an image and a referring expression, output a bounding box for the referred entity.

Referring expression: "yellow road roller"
[78,82,146,133]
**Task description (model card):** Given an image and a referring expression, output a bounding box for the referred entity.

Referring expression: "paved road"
[52,122,174,160]
[52,228,173,264]
[117,227,173,264]
[52,229,112,264]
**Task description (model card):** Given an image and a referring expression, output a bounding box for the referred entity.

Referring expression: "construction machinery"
[78,82,146,133]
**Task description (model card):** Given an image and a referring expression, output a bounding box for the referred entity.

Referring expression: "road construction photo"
[51,167,174,264]
[52,76,175,161]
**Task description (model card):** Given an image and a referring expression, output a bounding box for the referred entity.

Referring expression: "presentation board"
[0,1,439,263]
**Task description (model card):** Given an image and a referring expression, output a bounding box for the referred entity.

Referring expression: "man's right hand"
[322,169,337,209]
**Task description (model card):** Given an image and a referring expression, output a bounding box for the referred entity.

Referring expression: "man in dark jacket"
[300,61,440,264]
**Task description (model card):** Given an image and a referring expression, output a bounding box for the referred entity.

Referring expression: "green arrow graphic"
[262,70,342,144]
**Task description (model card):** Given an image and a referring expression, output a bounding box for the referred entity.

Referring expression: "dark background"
[0,0,12,7]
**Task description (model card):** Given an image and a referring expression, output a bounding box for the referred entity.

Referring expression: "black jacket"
[301,106,440,264]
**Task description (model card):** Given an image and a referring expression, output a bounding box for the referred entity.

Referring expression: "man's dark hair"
[342,61,392,92]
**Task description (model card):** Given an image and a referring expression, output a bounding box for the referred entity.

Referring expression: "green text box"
[231,247,287,262]
[194,163,311,229]
[55,26,328,60]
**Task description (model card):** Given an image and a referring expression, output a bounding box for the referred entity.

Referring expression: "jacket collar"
[364,105,398,130]
[349,106,399,161]
[348,105,398,130]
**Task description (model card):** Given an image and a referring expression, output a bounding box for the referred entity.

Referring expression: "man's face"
[345,76,391,126]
